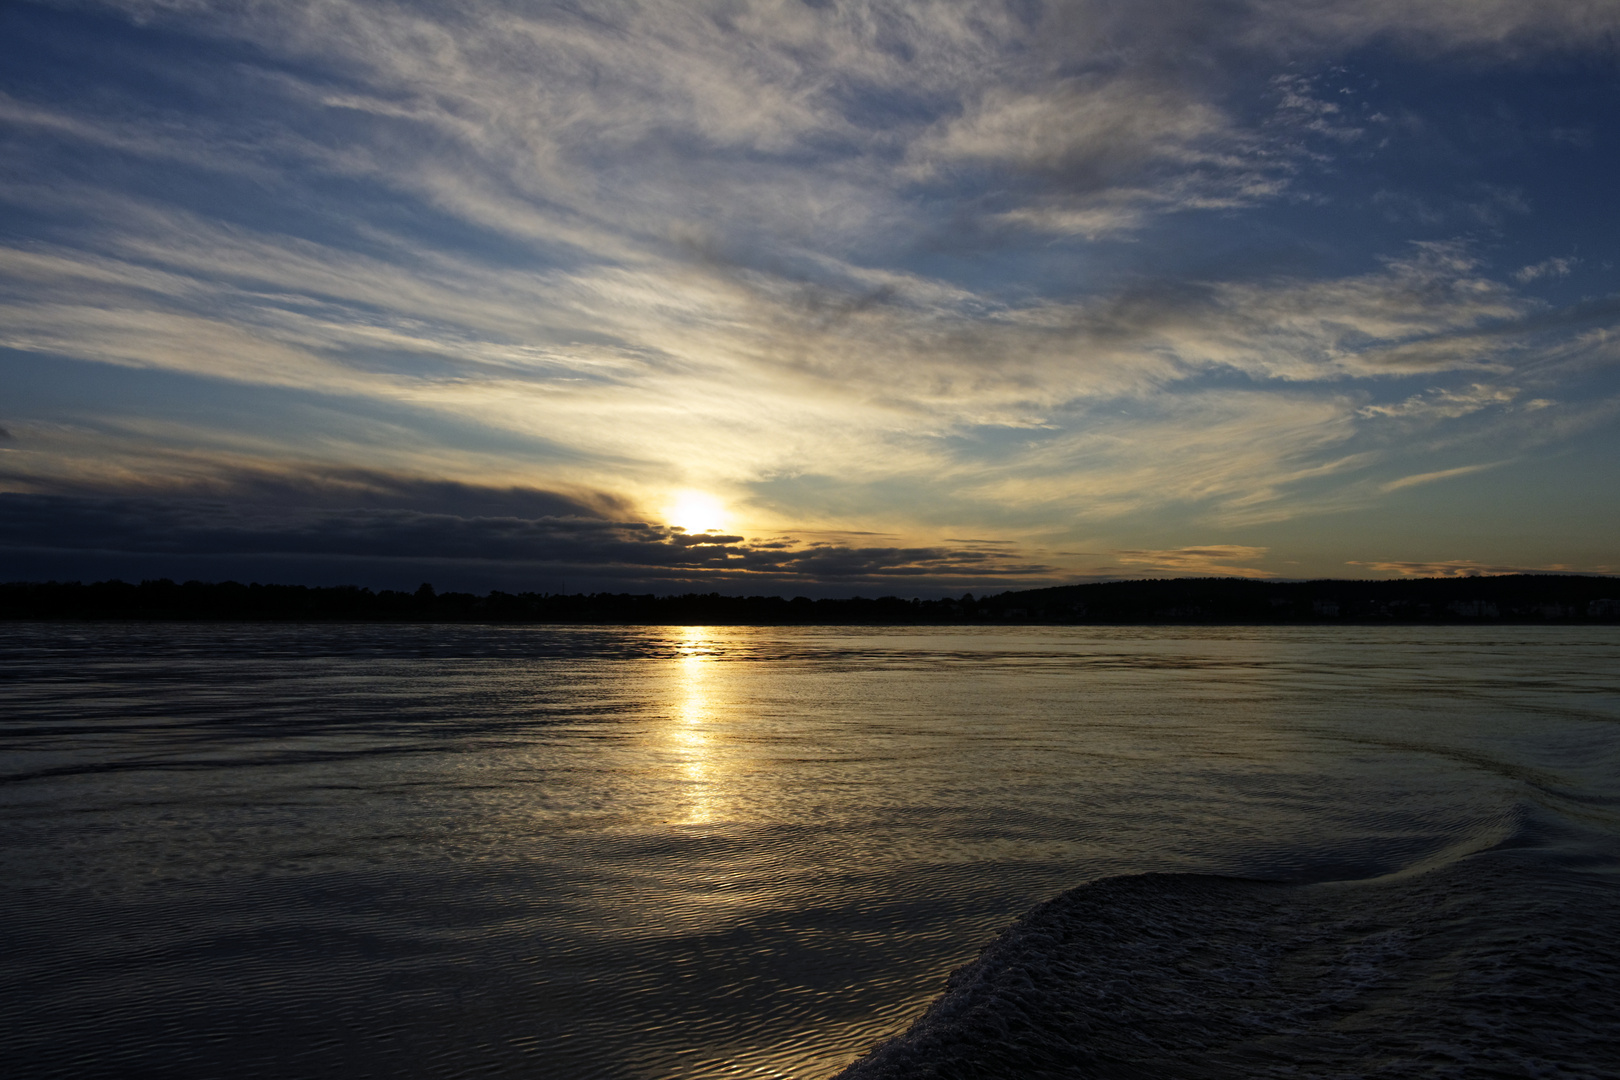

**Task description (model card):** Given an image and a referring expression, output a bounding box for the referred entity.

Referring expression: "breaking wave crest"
[836,852,1620,1079]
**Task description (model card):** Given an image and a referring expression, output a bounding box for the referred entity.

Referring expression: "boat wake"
[835,851,1620,1079]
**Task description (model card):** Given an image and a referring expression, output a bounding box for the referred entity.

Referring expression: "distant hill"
[984,574,1618,624]
[1,574,1617,624]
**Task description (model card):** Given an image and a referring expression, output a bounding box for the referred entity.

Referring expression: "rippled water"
[2,624,1618,1078]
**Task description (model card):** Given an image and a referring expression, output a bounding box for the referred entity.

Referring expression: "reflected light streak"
[673,626,718,825]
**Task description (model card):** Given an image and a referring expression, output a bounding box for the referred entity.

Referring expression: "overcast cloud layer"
[2,0,1618,592]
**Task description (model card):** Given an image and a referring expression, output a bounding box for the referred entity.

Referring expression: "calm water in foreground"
[2,624,1618,1078]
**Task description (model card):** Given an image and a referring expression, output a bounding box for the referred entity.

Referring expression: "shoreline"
[4,574,1619,625]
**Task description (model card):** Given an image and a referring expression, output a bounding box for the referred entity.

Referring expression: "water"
[2,624,1617,1078]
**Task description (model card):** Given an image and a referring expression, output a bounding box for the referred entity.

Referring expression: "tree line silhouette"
[2,574,1617,623]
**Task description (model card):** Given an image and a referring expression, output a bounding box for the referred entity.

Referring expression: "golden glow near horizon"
[667,491,730,535]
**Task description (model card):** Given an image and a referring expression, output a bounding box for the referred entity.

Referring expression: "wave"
[834,851,1620,1079]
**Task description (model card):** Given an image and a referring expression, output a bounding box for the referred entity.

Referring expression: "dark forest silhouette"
[2,574,1617,624]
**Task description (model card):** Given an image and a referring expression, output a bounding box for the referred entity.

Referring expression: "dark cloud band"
[0,491,1056,594]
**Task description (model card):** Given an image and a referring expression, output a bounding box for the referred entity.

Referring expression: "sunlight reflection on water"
[673,626,719,827]
[1,624,1618,1078]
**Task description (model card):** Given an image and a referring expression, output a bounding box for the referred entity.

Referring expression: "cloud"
[903,66,1381,240]
[908,75,1262,230]
[1251,0,1620,56]
[0,490,1059,593]
[0,198,1592,546]
[4,0,1620,585]
[1107,545,1276,579]
[945,389,1368,529]
[1378,461,1505,493]
[1515,257,1578,284]
[1346,558,1611,578]
[0,196,1548,482]
[1358,383,1518,420]
[69,0,1615,264]
[5,463,628,518]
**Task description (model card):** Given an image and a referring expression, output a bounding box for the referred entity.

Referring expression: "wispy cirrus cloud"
[75,0,1615,263]
[1346,558,1616,579]
[2,0,1619,587]
[1377,461,1506,493]
[1109,545,1276,579]
[1358,384,1520,421]
[0,192,1602,539]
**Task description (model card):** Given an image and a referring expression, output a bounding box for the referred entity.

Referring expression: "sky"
[2,0,1619,596]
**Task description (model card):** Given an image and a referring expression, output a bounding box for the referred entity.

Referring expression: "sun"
[667,490,729,533]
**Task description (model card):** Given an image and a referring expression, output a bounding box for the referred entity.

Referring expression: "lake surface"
[3,624,1618,1078]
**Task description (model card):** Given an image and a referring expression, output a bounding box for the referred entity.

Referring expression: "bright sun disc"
[668,491,728,533]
